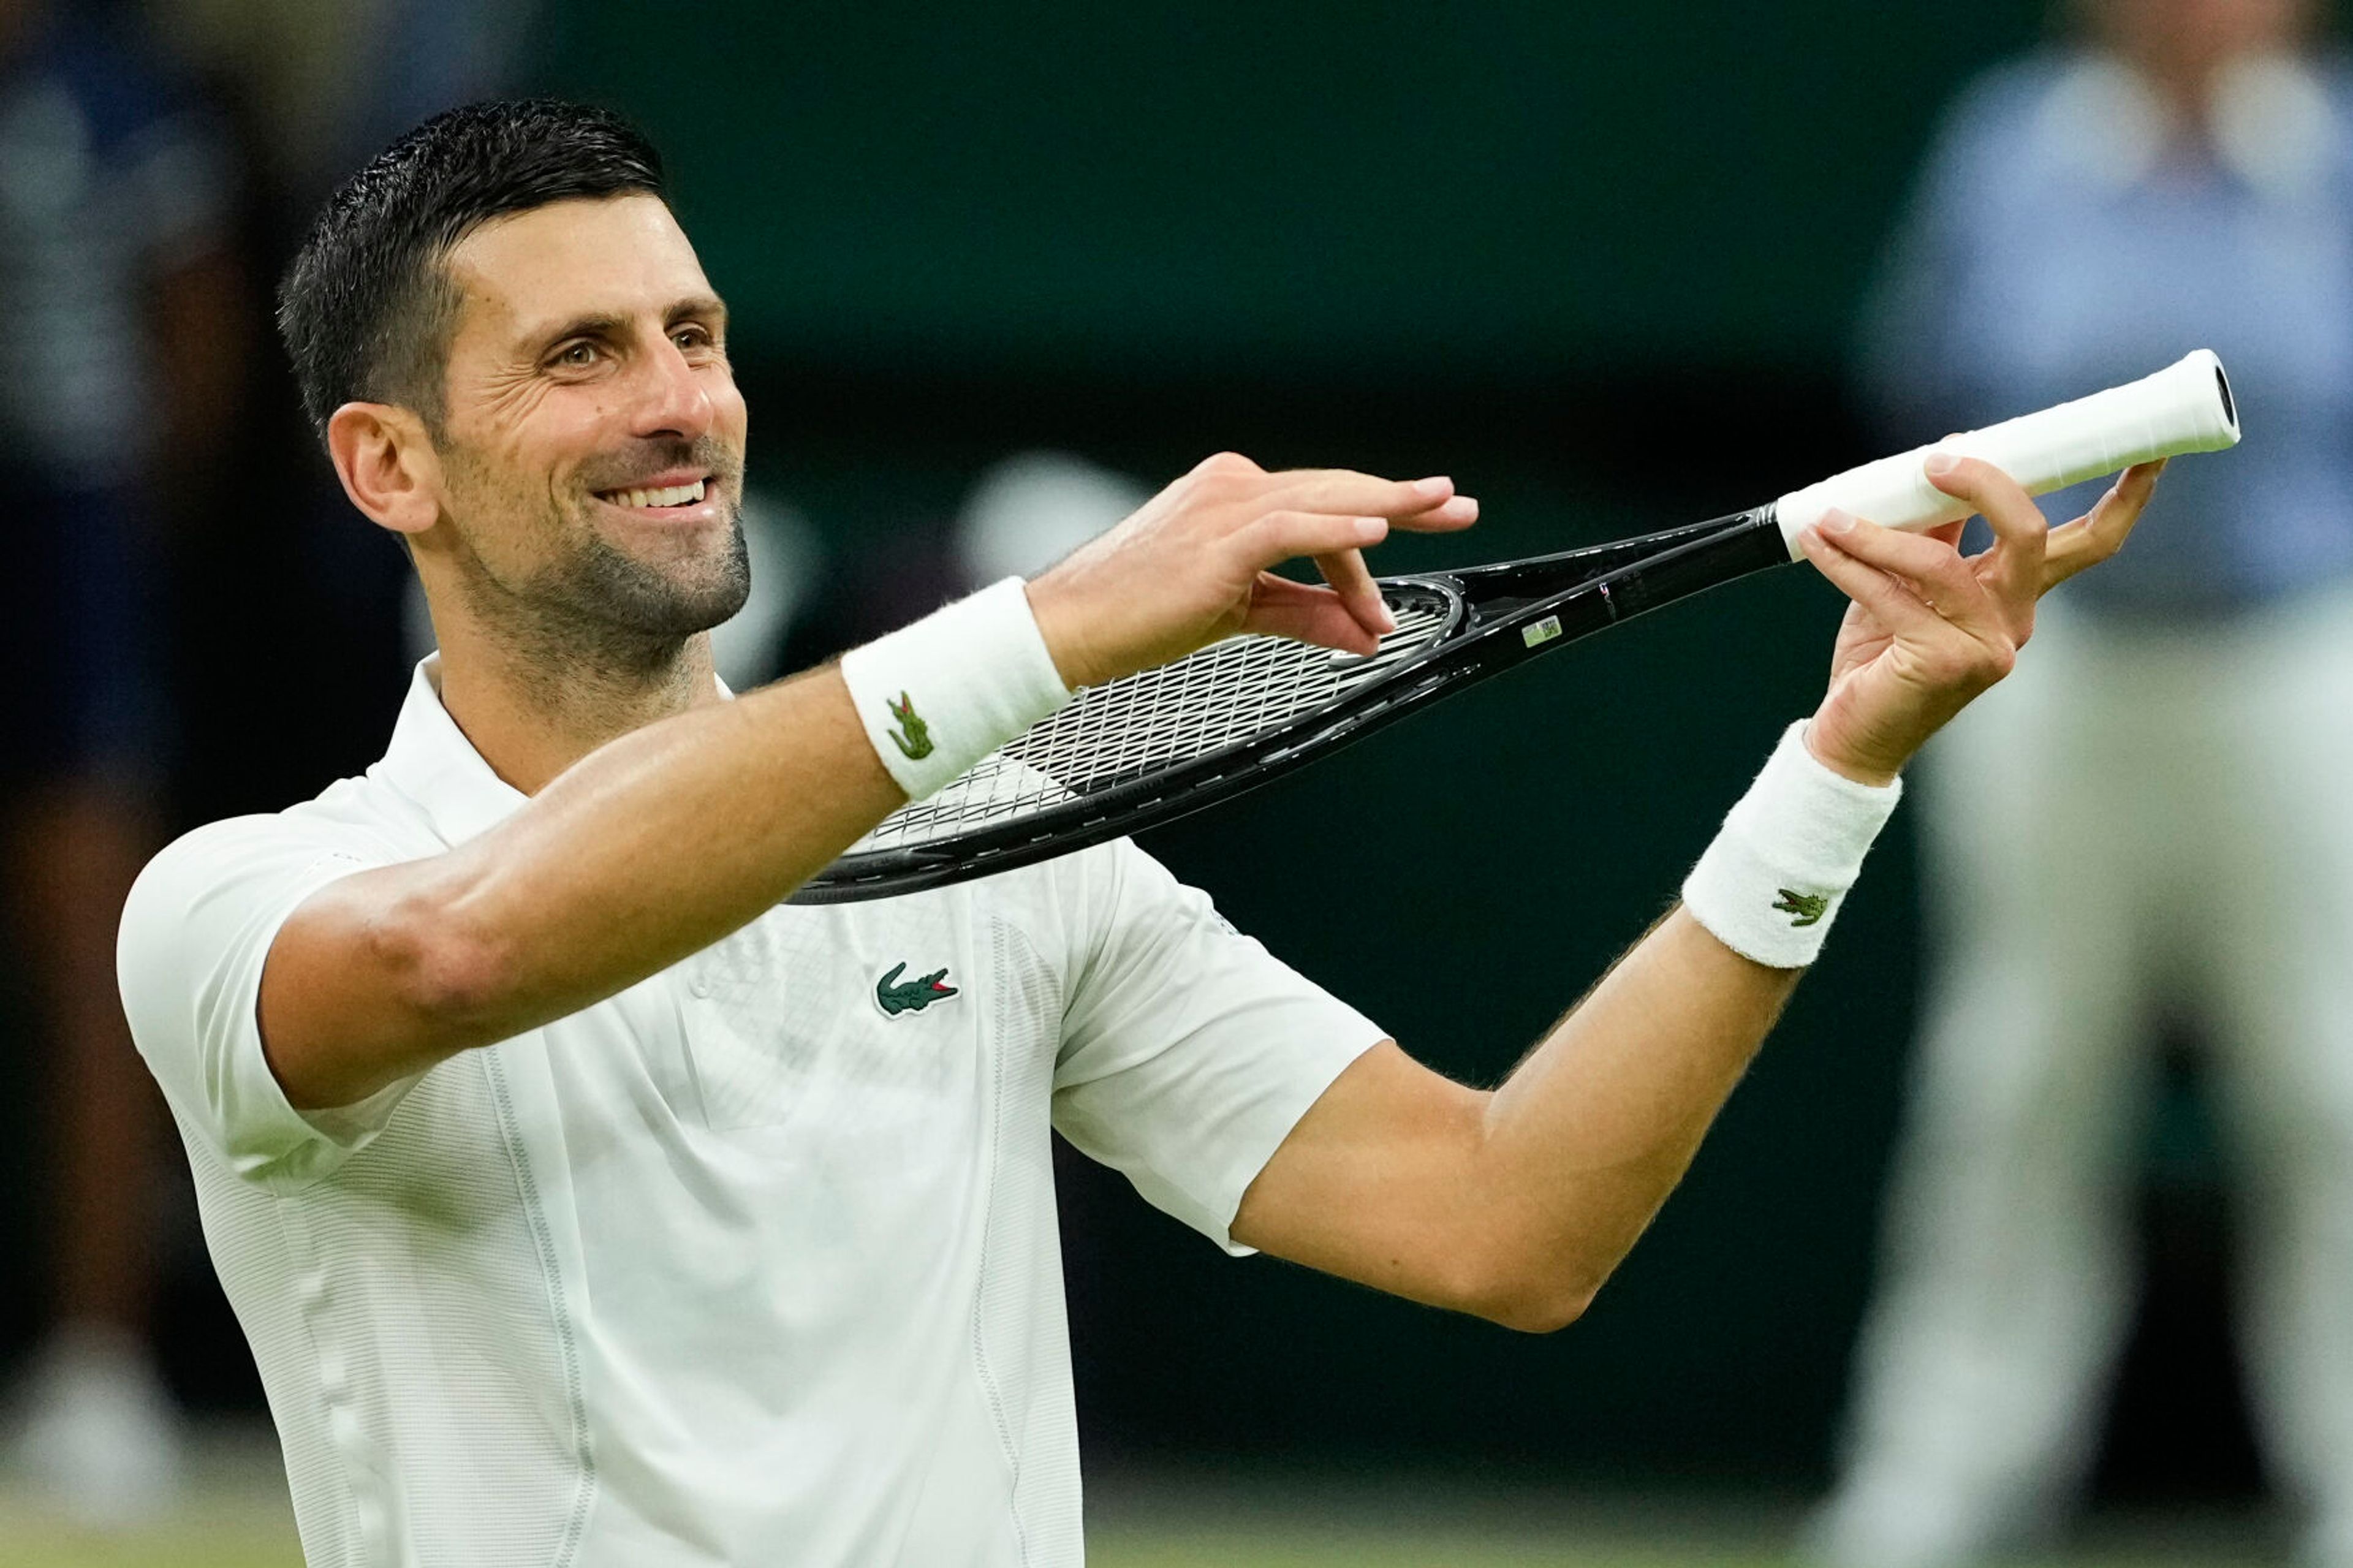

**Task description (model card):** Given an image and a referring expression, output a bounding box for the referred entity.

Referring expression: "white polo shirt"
[118,659,1383,1568]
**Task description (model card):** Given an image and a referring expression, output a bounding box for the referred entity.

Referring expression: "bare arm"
[260,454,1477,1110]
[259,667,898,1107]
[1232,456,2164,1328]
[1232,909,1790,1331]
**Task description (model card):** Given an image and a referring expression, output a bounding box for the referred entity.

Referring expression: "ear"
[325,402,445,539]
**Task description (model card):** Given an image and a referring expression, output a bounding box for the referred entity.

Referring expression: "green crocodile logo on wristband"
[885,692,934,760]
[1773,888,1830,928]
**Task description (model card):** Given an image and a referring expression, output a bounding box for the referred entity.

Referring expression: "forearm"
[1461,722,1908,1311]
[1474,906,1799,1312]
[264,665,901,1105]
[1243,458,2150,1330]
[1230,907,1802,1332]
[439,667,896,1018]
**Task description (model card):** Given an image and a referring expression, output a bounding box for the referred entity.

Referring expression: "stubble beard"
[445,436,753,695]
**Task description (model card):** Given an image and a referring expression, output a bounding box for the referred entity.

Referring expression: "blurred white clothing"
[4,1324,183,1528]
[1815,583,2353,1567]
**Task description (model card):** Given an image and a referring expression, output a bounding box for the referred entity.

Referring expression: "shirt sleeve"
[117,815,415,1193]
[1050,841,1386,1255]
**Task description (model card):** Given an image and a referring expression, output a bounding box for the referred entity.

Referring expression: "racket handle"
[1771,349,2241,558]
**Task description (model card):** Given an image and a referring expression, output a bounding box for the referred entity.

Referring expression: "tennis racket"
[794,349,2241,904]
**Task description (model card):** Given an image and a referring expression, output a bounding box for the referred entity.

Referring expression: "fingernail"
[1376,600,1398,633]
[1412,475,1452,499]
[1446,495,1479,521]
[1819,508,1855,535]
[1923,452,1960,477]
[1355,516,1387,542]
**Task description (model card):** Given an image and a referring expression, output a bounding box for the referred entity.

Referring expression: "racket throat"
[1589,508,1786,623]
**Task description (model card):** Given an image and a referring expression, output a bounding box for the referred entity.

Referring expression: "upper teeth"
[611,479,707,509]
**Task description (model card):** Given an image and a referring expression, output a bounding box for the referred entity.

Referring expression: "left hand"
[1797,453,2165,785]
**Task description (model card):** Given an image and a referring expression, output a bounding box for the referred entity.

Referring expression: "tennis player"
[118,100,2159,1565]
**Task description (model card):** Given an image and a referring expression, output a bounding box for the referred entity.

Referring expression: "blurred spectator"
[1809,2,2353,1565]
[0,0,245,1526]
[145,0,539,213]
[150,0,545,800]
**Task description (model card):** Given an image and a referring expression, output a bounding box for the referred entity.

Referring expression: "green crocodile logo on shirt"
[1773,888,1830,928]
[885,692,934,760]
[876,961,958,1017]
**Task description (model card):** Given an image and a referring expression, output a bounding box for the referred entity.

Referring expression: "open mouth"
[595,477,710,510]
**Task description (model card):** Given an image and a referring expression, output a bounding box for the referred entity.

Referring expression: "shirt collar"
[2042,51,2334,199]
[370,656,529,848]
[369,654,738,849]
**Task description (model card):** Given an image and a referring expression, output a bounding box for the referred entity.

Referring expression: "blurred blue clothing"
[0,12,228,782]
[0,10,231,471]
[1864,50,2353,617]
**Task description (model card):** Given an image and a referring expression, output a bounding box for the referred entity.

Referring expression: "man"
[1814,2,2353,1564]
[119,100,2157,1565]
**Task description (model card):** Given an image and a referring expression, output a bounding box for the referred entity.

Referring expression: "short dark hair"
[277,99,667,441]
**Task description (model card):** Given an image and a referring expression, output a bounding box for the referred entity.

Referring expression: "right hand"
[1023,452,1479,690]
[1798,455,2162,786]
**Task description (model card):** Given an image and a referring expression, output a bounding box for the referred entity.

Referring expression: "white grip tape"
[1681,722,1903,969]
[838,577,1073,801]
[1773,348,2241,557]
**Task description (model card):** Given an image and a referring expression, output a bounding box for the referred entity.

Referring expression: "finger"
[1797,528,1951,639]
[1234,510,1389,572]
[1389,494,1480,532]
[1262,469,1458,519]
[1924,452,2046,608]
[2044,458,2164,589]
[1240,572,1381,654]
[1313,547,1396,635]
[1814,512,1992,630]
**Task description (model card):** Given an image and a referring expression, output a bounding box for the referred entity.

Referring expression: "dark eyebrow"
[523,297,728,357]
[667,295,728,331]
[528,311,631,356]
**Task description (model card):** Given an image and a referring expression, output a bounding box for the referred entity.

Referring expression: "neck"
[2109,35,2294,131]
[429,598,721,796]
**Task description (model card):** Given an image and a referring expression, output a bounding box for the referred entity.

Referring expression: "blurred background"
[1,0,2343,1563]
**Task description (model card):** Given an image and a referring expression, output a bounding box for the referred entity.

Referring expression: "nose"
[627,335,716,443]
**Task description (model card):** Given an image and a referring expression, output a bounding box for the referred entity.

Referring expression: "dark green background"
[521,1,2246,1488]
[544,1,2046,375]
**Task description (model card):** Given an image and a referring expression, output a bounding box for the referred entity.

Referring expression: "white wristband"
[1680,721,1903,968]
[838,577,1073,801]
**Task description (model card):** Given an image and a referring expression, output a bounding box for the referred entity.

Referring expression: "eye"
[551,340,602,369]
[673,324,714,352]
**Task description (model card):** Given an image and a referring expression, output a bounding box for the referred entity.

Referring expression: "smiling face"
[423,192,750,661]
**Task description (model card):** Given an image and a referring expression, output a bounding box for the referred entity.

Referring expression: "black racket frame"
[791,508,1789,904]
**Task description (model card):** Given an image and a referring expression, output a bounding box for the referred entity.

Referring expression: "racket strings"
[859,600,1453,851]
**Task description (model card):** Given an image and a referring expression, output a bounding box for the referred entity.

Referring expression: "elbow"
[1449,1246,1604,1335]
[259,875,519,1113]
[1474,1278,1598,1336]
[372,884,518,1041]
